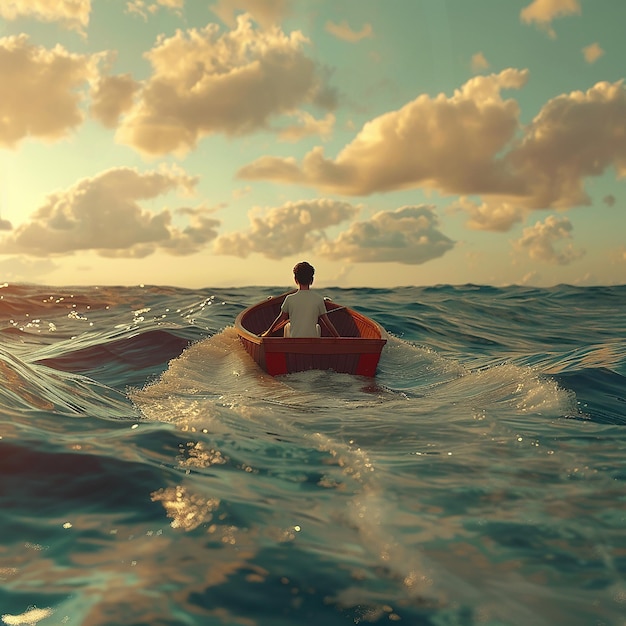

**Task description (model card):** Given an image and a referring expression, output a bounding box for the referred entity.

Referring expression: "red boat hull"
[234,293,386,377]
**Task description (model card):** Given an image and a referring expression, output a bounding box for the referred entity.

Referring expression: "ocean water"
[1,283,625,626]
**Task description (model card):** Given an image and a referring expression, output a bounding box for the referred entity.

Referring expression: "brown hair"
[293,261,315,285]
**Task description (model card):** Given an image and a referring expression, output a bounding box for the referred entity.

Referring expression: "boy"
[262,262,340,338]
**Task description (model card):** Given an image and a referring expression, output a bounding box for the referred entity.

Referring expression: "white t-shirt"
[281,290,326,337]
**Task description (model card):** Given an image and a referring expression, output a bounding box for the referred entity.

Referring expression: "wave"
[3,283,624,626]
[127,329,591,625]
[0,347,134,421]
[131,329,579,429]
[35,329,191,374]
[552,368,626,425]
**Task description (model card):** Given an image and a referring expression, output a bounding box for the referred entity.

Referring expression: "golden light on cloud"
[126,0,184,19]
[239,69,531,197]
[325,20,374,43]
[0,35,101,147]
[471,52,490,73]
[278,112,335,143]
[318,205,455,265]
[0,167,220,258]
[116,15,335,156]
[214,198,358,259]
[210,0,292,28]
[513,215,585,264]
[0,0,91,32]
[1,0,624,286]
[520,0,581,38]
[90,74,139,128]
[456,198,525,232]
[582,42,605,64]
[239,74,626,234]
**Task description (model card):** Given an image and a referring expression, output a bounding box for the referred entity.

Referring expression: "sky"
[0,0,624,289]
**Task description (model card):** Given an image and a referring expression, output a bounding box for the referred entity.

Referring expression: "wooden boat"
[235,292,387,377]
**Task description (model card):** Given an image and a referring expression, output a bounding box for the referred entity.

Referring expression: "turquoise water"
[1,284,625,625]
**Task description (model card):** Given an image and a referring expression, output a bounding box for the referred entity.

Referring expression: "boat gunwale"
[234,292,387,345]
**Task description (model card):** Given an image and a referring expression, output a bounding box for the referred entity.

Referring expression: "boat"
[235,292,387,377]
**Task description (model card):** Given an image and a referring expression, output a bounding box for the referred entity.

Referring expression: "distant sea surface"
[1,283,625,626]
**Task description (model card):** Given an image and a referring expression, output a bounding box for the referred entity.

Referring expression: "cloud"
[520,0,581,38]
[506,80,626,209]
[582,42,604,64]
[513,215,584,264]
[278,112,335,142]
[454,198,525,232]
[90,74,139,128]
[157,206,222,257]
[0,0,91,32]
[603,194,616,207]
[319,205,455,265]
[238,69,530,196]
[126,0,184,19]
[116,15,335,156]
[214,199,358,259]
[0,167,220,258]
[211,0,291,28]
[0,218,12,231]
[0,35,102,147]
[325,20,373,43]
[471,52,490,73]
[0,256,58,282]
[240,73,626,231]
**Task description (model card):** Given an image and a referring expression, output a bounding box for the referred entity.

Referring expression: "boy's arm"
[319,313,340,337]
[261,311,288,337]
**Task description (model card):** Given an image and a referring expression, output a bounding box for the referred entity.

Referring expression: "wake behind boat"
[235,292,387,376]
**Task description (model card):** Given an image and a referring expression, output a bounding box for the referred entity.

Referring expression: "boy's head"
[293,261,315,286]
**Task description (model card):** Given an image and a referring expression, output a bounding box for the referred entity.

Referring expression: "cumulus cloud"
[0,35,102,147]
[520,0,581,38]
[506,80,626,209]
[0,0,91,32]
[471,52,490,73]
[278,112,335,142]
[239,69,530,196]
[213,198,358,259]
[513,215,584,264]
[0,167,220,258]
[126,0,184,19]
[116,15,335,155]
[582,42,604,64]
[325,20,373,43]
[211,0,291,28]
[90,74,139,128]
[155,205,221,257]
[319,205,455,264]
[0,218,12,230]
[240,73,626,231]
[454,198,525,232]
